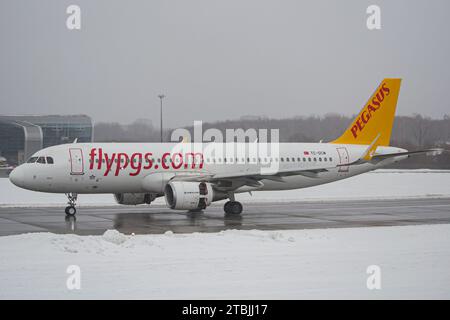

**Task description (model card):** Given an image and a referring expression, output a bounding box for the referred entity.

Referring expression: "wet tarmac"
[1,197,450,236]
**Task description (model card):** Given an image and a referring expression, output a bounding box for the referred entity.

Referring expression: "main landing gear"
[223,193,243,215]
[65,193,78,216]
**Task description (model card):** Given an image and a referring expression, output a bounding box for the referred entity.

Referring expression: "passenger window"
[46,157,54,164]
[313,158,317,162]
[36,157,46,164]
[27,157,38,163]
[303,157,306,162]
[286,158,290,162]
[319,158,322,162]
[292,157,295,162]
[324,157,327,161]
[281,158,284,162]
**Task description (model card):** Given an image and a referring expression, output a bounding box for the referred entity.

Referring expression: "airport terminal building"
[0,115,93,166]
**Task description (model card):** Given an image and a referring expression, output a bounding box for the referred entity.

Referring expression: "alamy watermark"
[366,265,382,290]
[66,265,81,290]
[66,5,81,30]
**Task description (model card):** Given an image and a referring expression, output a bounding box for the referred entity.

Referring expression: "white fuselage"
[9,142,407,195]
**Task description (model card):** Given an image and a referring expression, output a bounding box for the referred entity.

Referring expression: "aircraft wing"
[170,167,333,192]
[210,168,329,180]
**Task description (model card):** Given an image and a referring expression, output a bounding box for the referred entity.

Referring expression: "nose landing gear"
[65,193,78,216]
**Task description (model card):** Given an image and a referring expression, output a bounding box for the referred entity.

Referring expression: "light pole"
[158,94,165,142]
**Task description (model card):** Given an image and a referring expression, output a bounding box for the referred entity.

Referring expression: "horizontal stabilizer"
[370,148,445,162]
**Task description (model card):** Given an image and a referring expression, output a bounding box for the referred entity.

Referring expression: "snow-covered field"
[1,169,450,207]
[1,169,449,299]
[0,224,449,299]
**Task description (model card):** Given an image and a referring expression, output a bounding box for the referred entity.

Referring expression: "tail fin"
[332,78,401,146]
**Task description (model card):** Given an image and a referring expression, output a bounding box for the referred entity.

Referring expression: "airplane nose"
[9,166,25,188]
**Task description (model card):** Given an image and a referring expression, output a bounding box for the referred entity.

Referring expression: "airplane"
[9,78,444,216]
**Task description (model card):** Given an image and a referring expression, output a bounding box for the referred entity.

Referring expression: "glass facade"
[0,115,92,165]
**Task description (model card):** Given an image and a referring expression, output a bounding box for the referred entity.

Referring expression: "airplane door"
[336,147,349,172]
[69,148,84,175]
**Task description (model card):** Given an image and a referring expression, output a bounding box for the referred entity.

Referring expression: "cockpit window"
[36,157,46,164]
[46,157,54,164]
[27,157,38,163]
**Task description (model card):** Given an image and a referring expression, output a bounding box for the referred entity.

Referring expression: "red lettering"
[371,98,380,108]
[356,118,364,131]
[382,83,390,95]
[161,152,171,169]
[89,148,96,170]
[376,89,385,104]
[172,153,183,169]
[95,151,207,174]
[361,111,370,124]
[143,153,153,169]
[185,152,204,169]
[104,153,116,176]
[367,104,377,116]
[129,153,142,176]
[350,125,359,138]
[115,153,129,176]
[97,148,103,170]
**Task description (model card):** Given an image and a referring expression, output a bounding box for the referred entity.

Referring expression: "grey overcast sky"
[0,0,449,127]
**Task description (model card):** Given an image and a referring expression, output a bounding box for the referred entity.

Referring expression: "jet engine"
[164,181,215,210]
[114,193,157,205]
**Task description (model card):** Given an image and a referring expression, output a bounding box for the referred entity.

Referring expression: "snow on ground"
[0,224,449,299]
[1,169,450,207]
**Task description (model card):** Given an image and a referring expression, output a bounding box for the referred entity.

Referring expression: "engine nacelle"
[164,181,214,210]
[114,193,157,205]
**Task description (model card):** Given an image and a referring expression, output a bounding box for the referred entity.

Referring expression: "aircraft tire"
[65,206,76,216]
[224,201,242,214]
